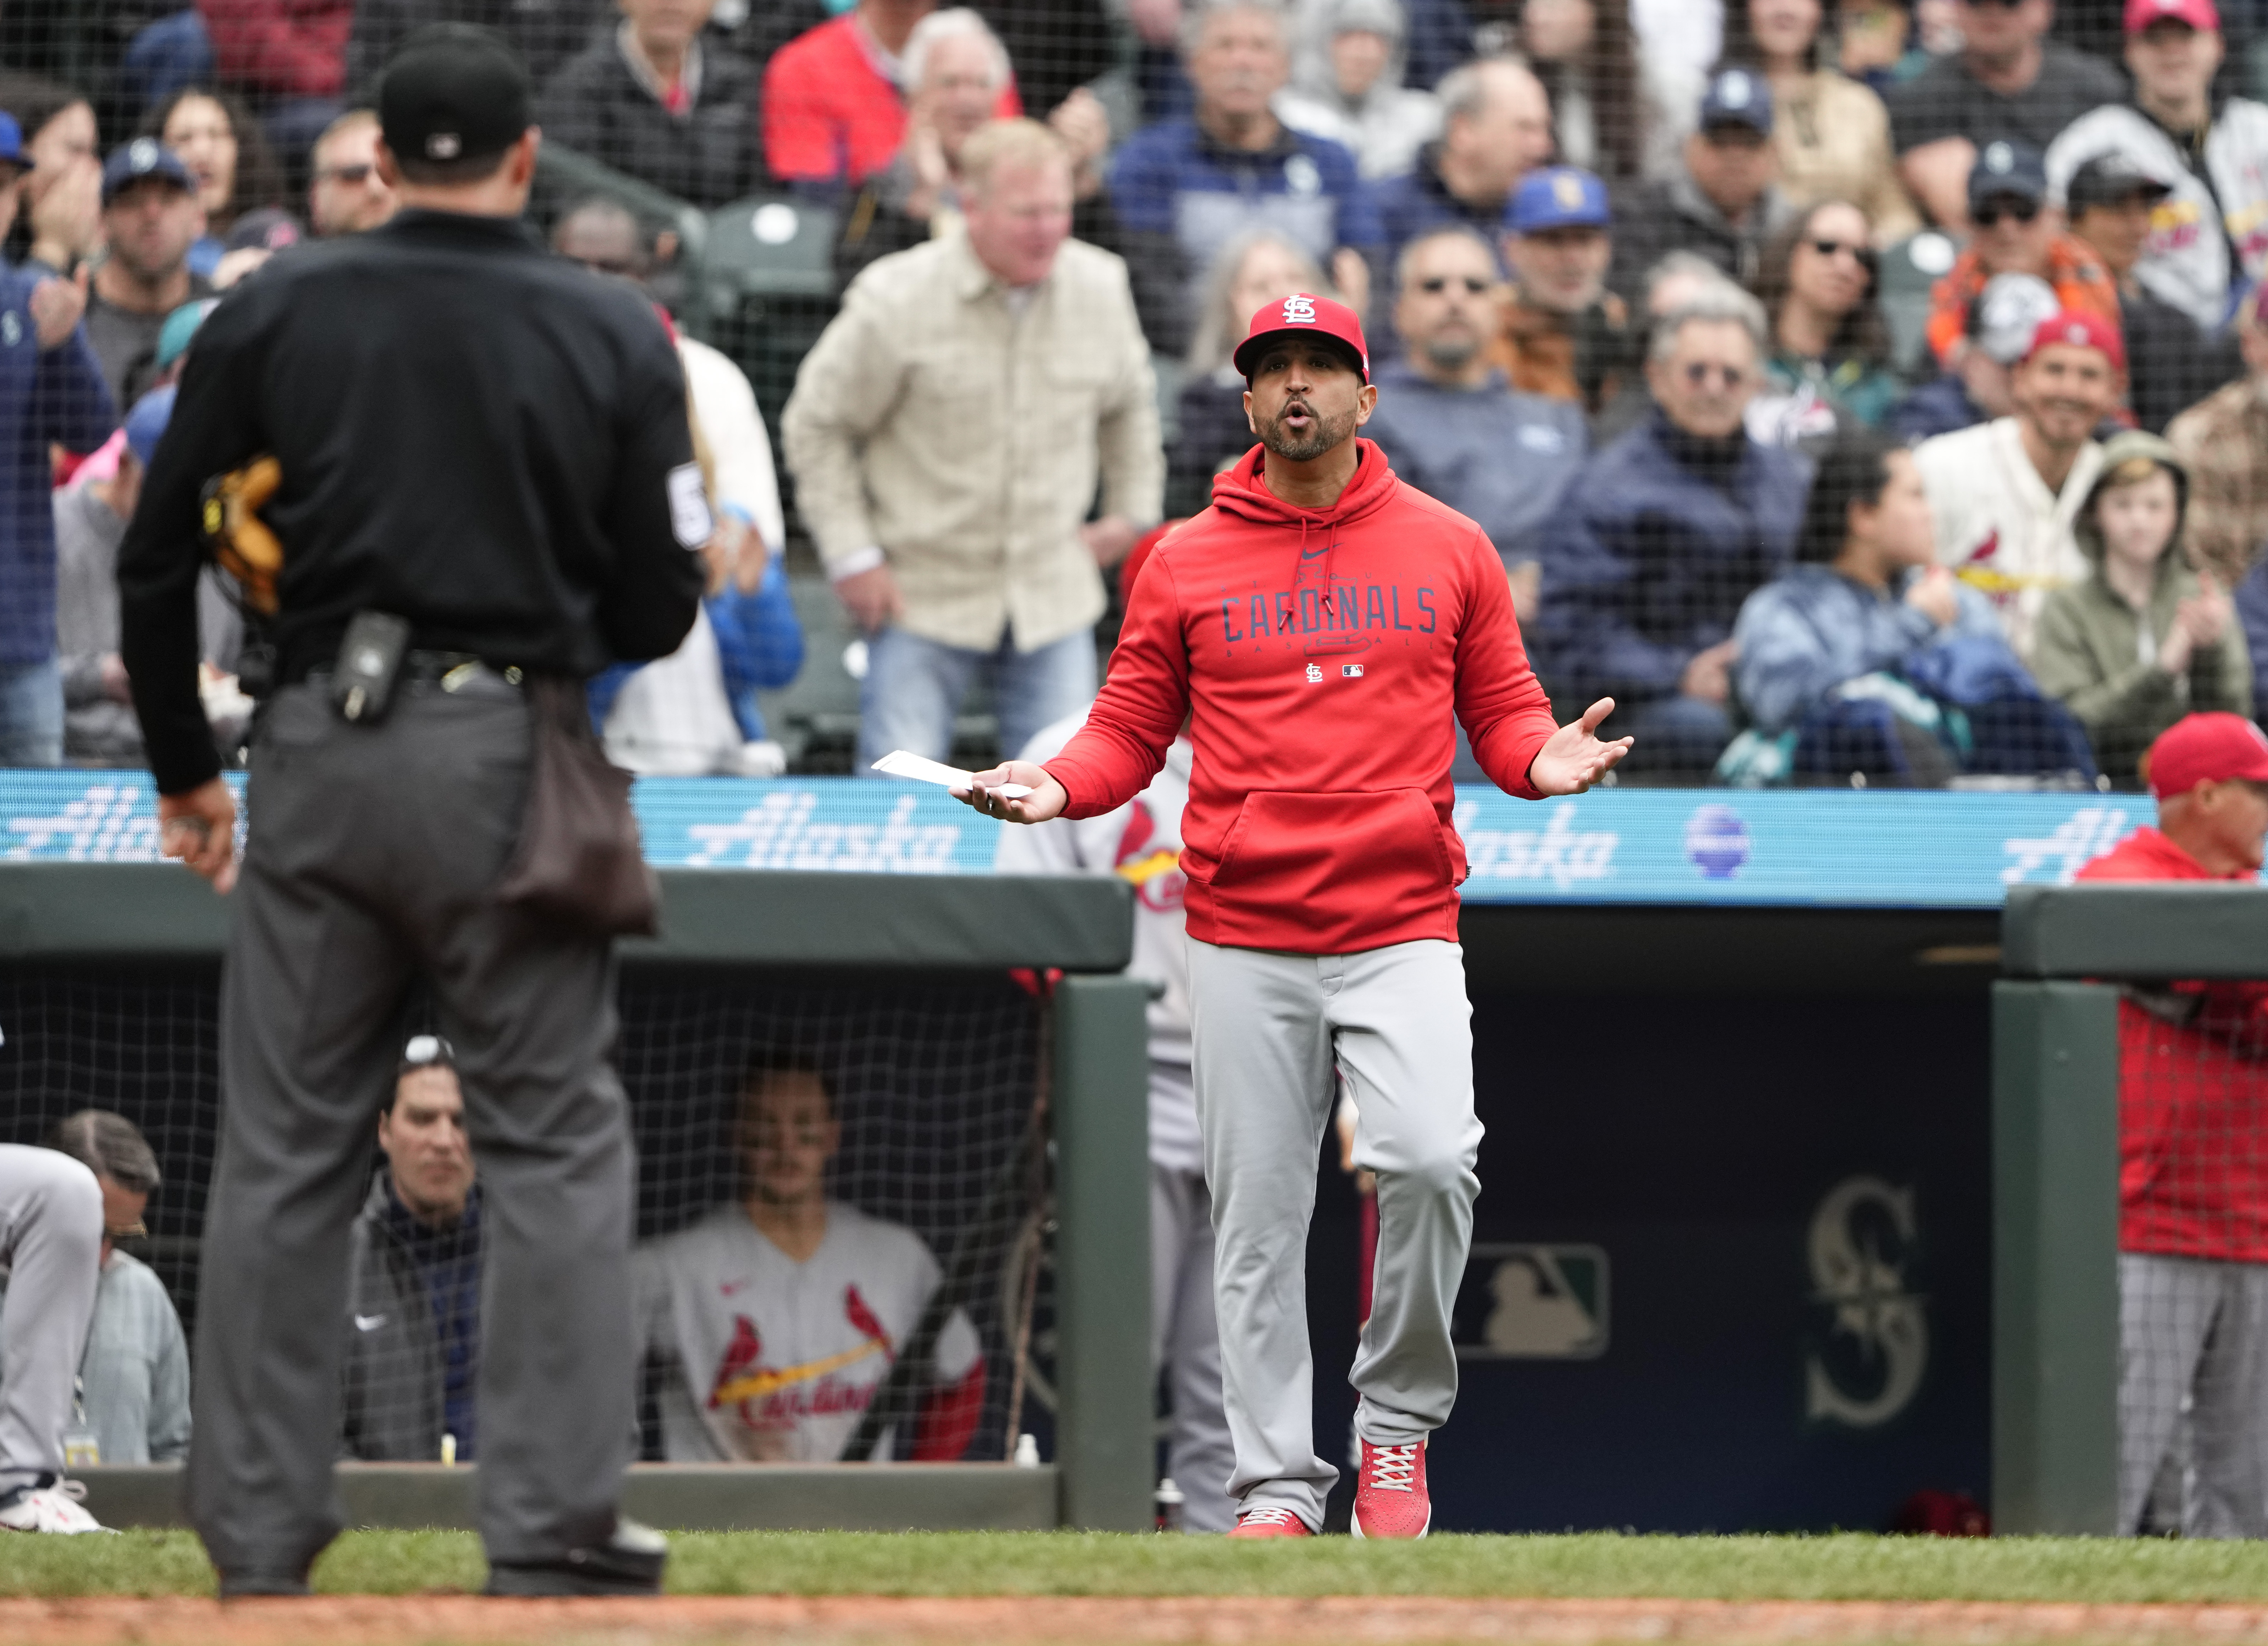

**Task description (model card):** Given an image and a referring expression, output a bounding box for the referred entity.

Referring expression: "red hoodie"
[2076,827,2268,1262]
[1043,441,1559,954]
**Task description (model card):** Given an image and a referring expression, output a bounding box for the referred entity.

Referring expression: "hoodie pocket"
[1209,789,1456,907]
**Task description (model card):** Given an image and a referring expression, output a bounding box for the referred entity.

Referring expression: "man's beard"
[1257,398,1358,462]
[1421,332,1481,375]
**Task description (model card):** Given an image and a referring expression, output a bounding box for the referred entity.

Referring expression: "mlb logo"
[1341,664,1363,678]
[1453,1244,1610,1360]
[1305,663,1323,683]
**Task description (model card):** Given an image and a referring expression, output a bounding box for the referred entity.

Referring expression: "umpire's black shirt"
[117,206,706,795]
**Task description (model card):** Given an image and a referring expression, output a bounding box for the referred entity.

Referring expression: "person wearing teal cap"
[152,297,216,381]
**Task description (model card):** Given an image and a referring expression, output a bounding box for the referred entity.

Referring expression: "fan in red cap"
[2024,309,2126,376]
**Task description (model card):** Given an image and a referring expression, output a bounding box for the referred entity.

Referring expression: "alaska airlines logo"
[2000,806,2131,883]
[1805,1176,1927,1428]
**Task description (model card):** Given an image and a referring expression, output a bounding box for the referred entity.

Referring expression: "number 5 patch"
[667,462,714,549]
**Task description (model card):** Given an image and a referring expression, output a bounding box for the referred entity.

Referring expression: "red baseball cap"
[2144,713,2268,799]
[1231,292,1370,382]
[2024,309,2126,375]
[2126,0,2217,32]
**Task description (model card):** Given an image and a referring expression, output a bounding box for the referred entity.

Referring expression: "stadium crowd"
[0,0,2256,785]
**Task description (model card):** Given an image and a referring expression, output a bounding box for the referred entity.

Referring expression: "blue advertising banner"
[0,771,2173,907]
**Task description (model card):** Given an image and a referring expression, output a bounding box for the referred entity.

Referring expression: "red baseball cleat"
[1352,1439,1430,1538]
[1227,1505,1313,1538]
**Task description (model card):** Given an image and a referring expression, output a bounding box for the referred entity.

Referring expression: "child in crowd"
[2034,434,2252,789]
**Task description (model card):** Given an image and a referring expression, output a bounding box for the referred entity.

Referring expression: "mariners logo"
[1804,1176,1928,1427]
[1282,294,1317,324]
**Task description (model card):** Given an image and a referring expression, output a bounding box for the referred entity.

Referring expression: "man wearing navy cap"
[0,110,112,771]
[117,22,699,1598]
[1607,68,1796,299]
[1491,165,1632,420]
[84,139,211,410]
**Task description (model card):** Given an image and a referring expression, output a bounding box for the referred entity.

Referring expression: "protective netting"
[0,960,1050,1467]
[0,0,2263,786]
[2114,982,2268,1538]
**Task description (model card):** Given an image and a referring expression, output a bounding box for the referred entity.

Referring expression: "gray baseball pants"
[1149,1065,1235,1533]
[0,1144,102,1492]
[188,680,638,1583]
[2118,1252,2268,1537]
[1187,938,1480,1530]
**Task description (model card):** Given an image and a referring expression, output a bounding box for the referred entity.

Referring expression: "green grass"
[12,1531,2268,1604]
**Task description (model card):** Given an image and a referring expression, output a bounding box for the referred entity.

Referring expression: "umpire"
[115,27,703,1596]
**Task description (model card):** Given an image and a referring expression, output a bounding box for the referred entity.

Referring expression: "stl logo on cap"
[1552,171,1585,209]
[1984,141,2014,173]
[2064,322,2088,345]
[1282,294,1317,324]
[1720,70,1753,107]
[129,137,158,169]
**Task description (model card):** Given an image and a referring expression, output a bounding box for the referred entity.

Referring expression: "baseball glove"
[201,455,283,615]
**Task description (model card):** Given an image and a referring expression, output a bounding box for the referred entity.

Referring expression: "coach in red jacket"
[2076,711,2268,1538]
[959,293,1630,1538]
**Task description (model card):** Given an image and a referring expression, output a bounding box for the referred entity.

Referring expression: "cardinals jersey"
[635,1201,983,1462]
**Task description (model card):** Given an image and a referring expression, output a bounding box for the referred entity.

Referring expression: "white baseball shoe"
[0,1474,113,1533]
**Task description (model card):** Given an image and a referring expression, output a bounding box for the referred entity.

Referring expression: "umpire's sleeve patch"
[667,462,714,549]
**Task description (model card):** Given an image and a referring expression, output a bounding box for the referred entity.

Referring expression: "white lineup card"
[870,750,1033,799]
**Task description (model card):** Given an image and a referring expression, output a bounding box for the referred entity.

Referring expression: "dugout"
[0,865,1154,1534]
[2,782,2235,1537]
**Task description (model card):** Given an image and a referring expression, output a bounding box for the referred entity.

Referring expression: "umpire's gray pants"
[1149,1081,1235,1532]
[1187,938,1480,1529]
[188,681,637,1580]
[2119,1252,2268,1537]
[0,1144,102,1491]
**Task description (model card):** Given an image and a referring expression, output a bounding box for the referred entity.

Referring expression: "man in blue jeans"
[782,118,1161,773]
[0,114,116,768]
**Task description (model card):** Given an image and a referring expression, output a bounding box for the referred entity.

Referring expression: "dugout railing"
[1993,883,2268,1536]
[0,863,1152,1533]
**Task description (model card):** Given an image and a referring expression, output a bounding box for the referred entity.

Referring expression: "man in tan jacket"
[783,117,1164,771]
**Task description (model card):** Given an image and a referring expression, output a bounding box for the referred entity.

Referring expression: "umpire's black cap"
[379,23,532,167]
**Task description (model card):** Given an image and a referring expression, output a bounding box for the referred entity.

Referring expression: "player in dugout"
[2075,711,2268,1536]
[957,292,1632,1537]
[633,1056,987,1462]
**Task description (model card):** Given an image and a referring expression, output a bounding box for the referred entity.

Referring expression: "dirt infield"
[19,1594,2268,1646]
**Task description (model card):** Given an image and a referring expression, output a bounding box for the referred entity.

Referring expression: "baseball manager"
[960,292,1631,1538]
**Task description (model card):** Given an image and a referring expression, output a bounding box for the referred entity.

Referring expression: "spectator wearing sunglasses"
[1489,165,1634,425]
[1922,139,2117,370]
[2063,153,2243,434]
[340,1033,484,1464]
[1747,199,1901,450]
[1882,0,2124,233]
[1364,225,1585,620]
[2045,0,2268,338]
[1607,68,1797,301]
[306,108,394,236]
[1534,282,1810,776]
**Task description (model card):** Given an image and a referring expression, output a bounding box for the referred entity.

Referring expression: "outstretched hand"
[952,760,1069,826]
[1526,698,1633,796]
